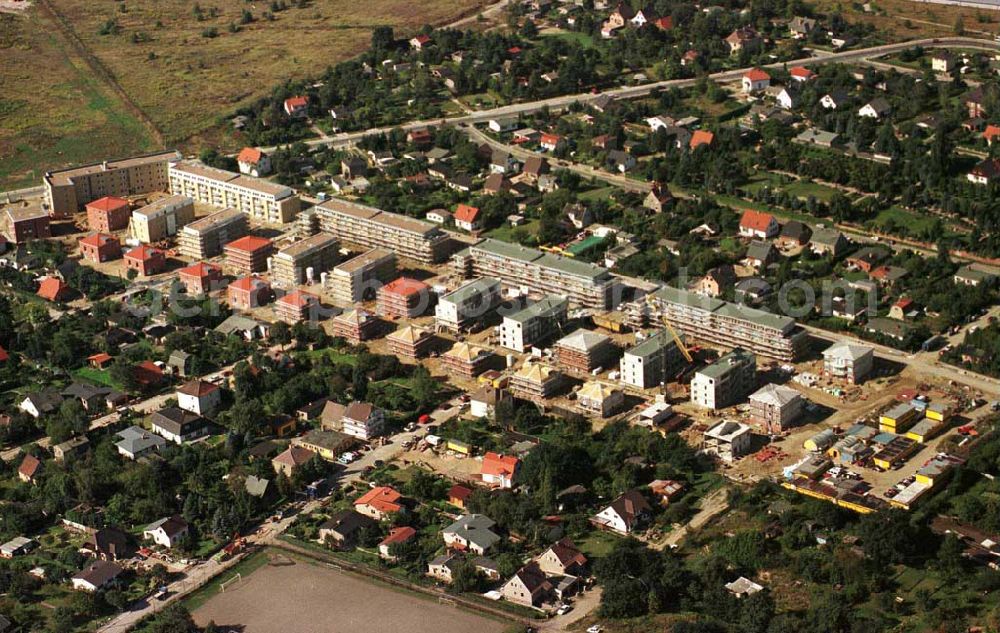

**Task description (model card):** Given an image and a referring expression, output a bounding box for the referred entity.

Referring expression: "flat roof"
[471,238,545,264]
[4,204,48,222]
[132,194,193,219]
[334,248,395,274]
[627,330,679,359]
[182,208,246,234]
[653,285,726,312]
[277,233,339,260]
[697,348,755,379]
[441,277,500,303]
[537,253,611,282]
[44,150,180,186]
[318,198,440,236]
[171,161,293,198]
[505,295,568,323]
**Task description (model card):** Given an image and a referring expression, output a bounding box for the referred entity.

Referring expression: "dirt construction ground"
[192,554,508,633]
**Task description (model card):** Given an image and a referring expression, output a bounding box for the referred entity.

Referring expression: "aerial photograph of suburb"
[4,0,1000,630]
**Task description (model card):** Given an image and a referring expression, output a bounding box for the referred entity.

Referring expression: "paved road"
[257,36,1000,154]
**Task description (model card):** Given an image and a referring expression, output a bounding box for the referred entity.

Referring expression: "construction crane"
[643,293,694,365]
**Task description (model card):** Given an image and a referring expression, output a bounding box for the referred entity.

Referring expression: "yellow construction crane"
[644,294,693,364]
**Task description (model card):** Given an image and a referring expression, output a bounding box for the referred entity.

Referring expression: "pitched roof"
[73,560,123,587]
[381,276,429,297]
[744,68,770,82]
[749,383,801,407]
[277,291,318,308]
[37,277,71,302]
[79,233,119,249]
[144,515,189,537]
[380,526,416,547]
[481,452,519,478]
[790,66,815,79]
[606,490,651,524]
[284,95,309,109]
[454,204,481,224]
[0,345,8,363]
[237,147,265,164]
[740,209,775,232]
[320,509,377,537]
[229,276,269,292]
[355,486,403,514]
[86,196,129,212]
[689,130,714,149]
[545,537,587,568]
[273,445,316,468]
[124,245,163,262]
[18,454,41,479]
[344,401,375,422]
[179,262,222,279]
[225,236,273,252]
[177,380,219,397]
[449,484,473,501]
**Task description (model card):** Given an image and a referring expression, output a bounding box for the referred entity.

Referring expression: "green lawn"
[72,366,124,390]
[783,180,842,202]
[296,349,358,366]
[485,219,539,244]
[181,549,271,612]
[541,28,596,49]
[577,529,621,559]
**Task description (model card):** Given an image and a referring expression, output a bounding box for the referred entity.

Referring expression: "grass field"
[191,550,509,633]
[0,0,489,190]
[0,11,156,188]
[811,0,1000,39]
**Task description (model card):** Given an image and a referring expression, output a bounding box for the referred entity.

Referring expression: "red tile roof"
[37,277,71,302]
[237,147,264,164]
[79,233,118,249]
[225,236,273,253]
[134,360,164,385]
[177,380,219,397]
[740,210,776,232]
[454,204,480,224]
[86,196,129,212]
[983,125,1000,142]
[229,276,269,292]
[273,446,316,468]
[654,16,673,30]
[449,484,473,501]
[744,68,770,82]
[540,133,562,146]
[380,526,416,546]
[481,452,519,477]
[179,262,222,279]
[277,291,317,308]
[125,245,163,262]
[0,345,8,363]
[790,66,815,79]
[689,130,715,149]
[88,352,112,365]
[18,454,41,479]
[381,277,429,297]
[284,96,308,110]
[355,486,403,514]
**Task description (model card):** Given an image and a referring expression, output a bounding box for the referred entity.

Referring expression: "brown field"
[191,554,509,633]
[0,0,490,189]
[812,0,1000,39]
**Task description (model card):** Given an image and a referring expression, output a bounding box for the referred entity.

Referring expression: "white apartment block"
[435,278,502,331]
[690,348,756,410]
[498,295,569,353]
[168,160,300,224]
[620,330,687,390]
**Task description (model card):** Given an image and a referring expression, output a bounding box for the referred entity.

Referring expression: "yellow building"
[879,403,919,434]
[905,418,942,444]
[925,402,952,423]
[447,439,472,455]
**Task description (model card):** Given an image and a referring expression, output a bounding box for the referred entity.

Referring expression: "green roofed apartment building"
[434,277,502,332]
[620,330,688,390]
[451,238,618,310]
[498,295,569,353]
[626,286,807,361]
[690,348,757,410]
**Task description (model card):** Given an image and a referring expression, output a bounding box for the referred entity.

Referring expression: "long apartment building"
[452,238,618,310]
[309,198,451,264]
[619,330,688,390]
[43,150,181,218]
[271,233,340,289]
[168,160,300,224]
[129,195,195,244]
[626,286,807,361]
[326,248,397,305]
[498,295,569,353]
[178,208,249,260]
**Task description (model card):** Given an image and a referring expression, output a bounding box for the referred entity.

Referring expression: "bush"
[201,27,219,38]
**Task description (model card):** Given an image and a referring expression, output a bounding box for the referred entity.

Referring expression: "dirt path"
[34,0,164,146]
[654,488,730,550]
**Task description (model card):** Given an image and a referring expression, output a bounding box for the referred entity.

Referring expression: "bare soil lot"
[192,553,509,633]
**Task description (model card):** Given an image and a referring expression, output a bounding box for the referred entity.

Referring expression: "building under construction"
[178,208,249,260]
[223,236,274,275]
[326,248,397,305]
[509,363,563,400]
[619,330,688,390]
[271,233,340,289]
[625,286,807,361]
[376,277,434,320]
[129,194,194,244]
[440,342,495,379]
[451,238,618,310]
[274,291,319,324]
[330,309,381,344]
[553,329,618,374]
[386,325,434,360]
[304,199,451,264]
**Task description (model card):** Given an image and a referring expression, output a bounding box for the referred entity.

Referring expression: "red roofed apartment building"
[481,452,520,489]
[223,236,274,275]
[354,486,404,521]
[86,196,130,233]
[228,276,272,311]
[376,277,433,319]
[79,233,122,263]
[178,262,223,295]
[124,245,166,277]
[37,277,73,302]
[275,291,319,324]
[739,210,779,239]
[236,148,272,177]
[454,204,482,232]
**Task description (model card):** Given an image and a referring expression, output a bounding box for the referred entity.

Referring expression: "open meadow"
[0,0,489,189]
